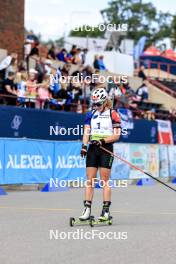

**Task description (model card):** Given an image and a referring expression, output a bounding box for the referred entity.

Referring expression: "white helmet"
[91,88,108,105]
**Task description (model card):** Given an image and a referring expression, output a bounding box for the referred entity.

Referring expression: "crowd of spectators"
[0,32,175,121]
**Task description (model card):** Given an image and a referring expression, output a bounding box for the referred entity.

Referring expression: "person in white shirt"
[0,53,18,80]
[0,53,17,71]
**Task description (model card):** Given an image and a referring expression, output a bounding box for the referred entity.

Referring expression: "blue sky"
[25,0,176,40]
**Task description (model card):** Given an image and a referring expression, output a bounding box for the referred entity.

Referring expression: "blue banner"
[54,141,86,181]
[168,146,176,177]
[0,138,176,184]
[0,105,160,144]
[172,122,176,145]
[4,139,54,184]
[111,143,130,179]
[0,140,4,183]
[0,106,84,141]
[119,119,158,144]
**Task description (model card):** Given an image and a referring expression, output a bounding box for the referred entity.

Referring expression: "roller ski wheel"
[108,216,113,225]
[94,216,113,226]
[69,217,75,227]
[69,216,94,227]
[89,216,95,227]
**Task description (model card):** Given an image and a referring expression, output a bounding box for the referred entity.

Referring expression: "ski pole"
[100,146,176,193]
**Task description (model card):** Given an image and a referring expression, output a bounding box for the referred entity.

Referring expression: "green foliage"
[100,0,173,43]
[171,15,176,48]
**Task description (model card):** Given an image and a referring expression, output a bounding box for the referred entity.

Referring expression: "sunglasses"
[93,102,104,107]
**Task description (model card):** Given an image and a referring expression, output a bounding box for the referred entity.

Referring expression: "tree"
[171,15,176,48]
[100,0,172,43]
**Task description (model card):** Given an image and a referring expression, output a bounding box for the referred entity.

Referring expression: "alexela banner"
[0,138,176,184]
[157,120,173,144]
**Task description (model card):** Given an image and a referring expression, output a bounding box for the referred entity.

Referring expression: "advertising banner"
[129,144,148,179]
[111,143,130,179]
[0,138,175,184]
[53,141,86,181]
[0,140,4,184]
[4,139,54,184]
[168,145,176,177]
[159,145,169,178]
[147,144,159,178]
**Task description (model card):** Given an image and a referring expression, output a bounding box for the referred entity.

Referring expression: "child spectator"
[44,59,52,75]
[17,72,28,106]
[26,69,38,108]
[36,75,51,109]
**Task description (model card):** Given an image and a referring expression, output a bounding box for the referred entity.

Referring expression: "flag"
[157,120,173,144]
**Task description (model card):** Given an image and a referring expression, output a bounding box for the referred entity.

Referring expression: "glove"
[80,144,87,158]
[90,139,105,146]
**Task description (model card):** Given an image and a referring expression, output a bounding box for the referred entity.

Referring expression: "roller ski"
[70,200,95,227]
[90,201,113,227]
[90,215,113,226]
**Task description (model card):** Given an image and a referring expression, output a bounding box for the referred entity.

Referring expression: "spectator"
[93,55,100,70]
[82,65,94,90]
[5,56,18,79]
[0,53,18,80]
[24,39,33,60]
[35,57,45,83]
[29,42,39,57]
[72,48,82,64]
[49,68,61,97]
[93,55,106,70]
[144,110,155,120]
[52,82,71,111]
[36,75,51,109]
[98,55,106,70]
[138,65,147,80]
[47,45,56,60]
[26,30,39,43]
[136,82,149,101]
[69,76,82,103]
[70,45,77,56]
[1,72,17,105]
[44,59,52,75]
[26,69,38,108]
[17,72,28,107]
[57,49,67,62]
[62,64,71,76]
[81,48,88,64]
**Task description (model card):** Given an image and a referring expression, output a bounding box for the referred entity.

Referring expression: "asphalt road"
[0,185,176,264]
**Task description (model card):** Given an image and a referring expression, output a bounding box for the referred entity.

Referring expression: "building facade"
[0,0,24,57]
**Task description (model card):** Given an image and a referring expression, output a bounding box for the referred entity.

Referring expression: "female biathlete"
[79,88,121,221]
